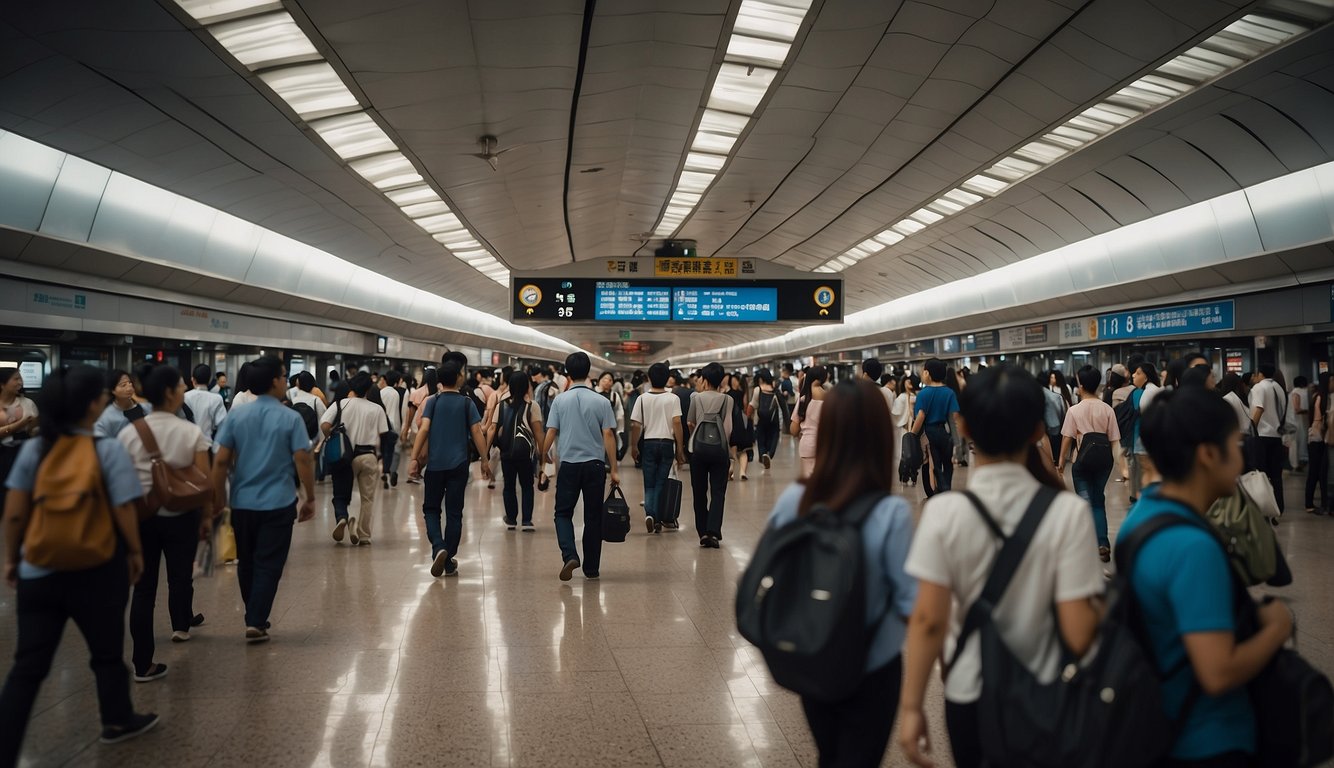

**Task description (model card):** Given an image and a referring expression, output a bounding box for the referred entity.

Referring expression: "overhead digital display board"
[513,277,841,323]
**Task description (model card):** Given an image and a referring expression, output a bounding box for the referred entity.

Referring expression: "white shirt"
[183,387,227,443]
[1223,391,1250,435]
[320,398,389,449]
[905,463,1104,704]
[230,390,258,411]
[287,388,327,422]
[631,390,681,441]
[892,392,915,430]
[878,385,896,422]
[380,386,403,432]
[1249,378,1286,438]
[116,411,211,518]
[0,395,38,447]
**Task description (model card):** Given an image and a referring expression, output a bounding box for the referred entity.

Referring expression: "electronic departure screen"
[512,277,841,323]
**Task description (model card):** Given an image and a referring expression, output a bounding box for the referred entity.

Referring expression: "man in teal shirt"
[211,356,315,644]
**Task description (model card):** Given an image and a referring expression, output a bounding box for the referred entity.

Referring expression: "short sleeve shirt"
[687,390,734,453]
[791,399,822,458]
[1119,489,1255,760]
[546,385,616,464]
[7,433,144,579]
[1061,397,1121,445]
[321,398,389,448]
[183,388,227,443]
[632,391,681,441]
[904,463,1105,703]
[214,396,310,510]
[93,402,152,438]
[424,392,480,472]
[914,385,958,426]
[1249,379,1285,438]
[116,411,211,517]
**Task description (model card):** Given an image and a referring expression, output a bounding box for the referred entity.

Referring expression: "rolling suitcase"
[660,464,683,525]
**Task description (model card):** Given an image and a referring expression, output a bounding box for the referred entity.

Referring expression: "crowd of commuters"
[1,346,1330,766]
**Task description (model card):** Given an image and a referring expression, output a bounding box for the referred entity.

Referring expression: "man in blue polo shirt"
[910,358,960,496]
[1120,386,1291,765]
[211,356,315,645]
[542,352,619,582]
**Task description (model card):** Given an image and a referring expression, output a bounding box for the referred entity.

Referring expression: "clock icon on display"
[519,284,543,309]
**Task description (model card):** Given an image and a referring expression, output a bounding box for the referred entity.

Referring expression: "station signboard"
[1093,300,1234,341]
[512,277,842,323]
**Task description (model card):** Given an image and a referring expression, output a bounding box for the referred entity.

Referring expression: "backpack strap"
[947,485,1059,674]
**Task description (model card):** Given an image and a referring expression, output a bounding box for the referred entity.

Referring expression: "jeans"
[231,504,296,630]
[922,423,954,497]
[1254,435,1286,511]
[1071,462,1112,548]
[756,414,781,460]
[554,460,606,574]
[500,452,535,525]
[0,552,134,765]
[131,511,199,674]
[380,433,400,477]
[641,440,675,522]
[1305,441,1329,510]
[690,450,730,538]
[423,463,469,558]
[800,657,902,768]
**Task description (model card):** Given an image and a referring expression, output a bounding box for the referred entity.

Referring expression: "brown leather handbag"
[130,418,211,514]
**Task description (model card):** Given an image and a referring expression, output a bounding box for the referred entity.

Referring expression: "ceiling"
[1,0,1332,363]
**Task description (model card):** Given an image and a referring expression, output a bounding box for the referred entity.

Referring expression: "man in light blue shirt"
[184,364,227,446]
[211,356,314,644]
[541,352,618,582]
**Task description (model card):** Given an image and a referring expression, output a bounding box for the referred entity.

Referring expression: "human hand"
[897,708,935,767]
[631,449,640,463]
[199,516,214,541]
[4,560,17,589]
[482,464,494,482]
[297,499,316,523]
[127,551,144,586]
[610,469,620,488]
[1259,598,1294,640]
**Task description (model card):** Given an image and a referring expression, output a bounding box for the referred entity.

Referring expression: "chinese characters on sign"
[673,287,777,321]
[595,282,671,321]
[604,260,642,274]
[654,257,739,278]
[1095,300,1234,341]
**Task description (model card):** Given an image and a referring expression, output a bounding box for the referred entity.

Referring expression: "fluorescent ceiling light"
[258,62,359,120]
[308,112,396,160]
[414,212,464,233]
[892,219,925,235]
[909,208,944,225]
[708,63,778,115]
[1080,103,1138,127]
[988,156,1041,180]
[874,230,905,246]
[208,12,320,70]
[692,131,739,154]
[857,239,884,253]
[174,0,281,24]
[944,188,983,207]
[846,246,874,259]
[836,255,858,267]
[726,35,791,68]
[677,170,717,194]
[1045,125,1099,148]
[670,191,702,206]
[1013,140,1068,164]
[399,200,449,218]
[814,265,839,273]
[961,174,1007,196]
[385,185,440,206]
[348,152,421,190]
[699,109,749,136]
[929,197,967,214]
[685,152,727,172]
[733,0,809,42]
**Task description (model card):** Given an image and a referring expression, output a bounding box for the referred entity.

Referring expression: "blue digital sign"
[1095,300,1235,341]
[595,283,672,321]
[673,287,777,322]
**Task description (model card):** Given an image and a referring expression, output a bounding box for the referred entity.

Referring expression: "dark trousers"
[1306,441,1329,509]
[554,460,606,574]
[800,657,902,768]
[130,511,199,674]
[922,423,954,497]
[945,700,983,768]
[380,433,399,477]
[690,450,730,538]
[231,505,296,630]
[0,553,133,766]
[756,415,781,459]
[641,440,675,523]
[330,463,354,521]
[1253,436,1285,511]
[501,452,535,525]
[423,463,468,558]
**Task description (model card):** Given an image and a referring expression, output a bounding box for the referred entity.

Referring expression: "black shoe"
[133,663,168,683]
[99,713,160,744]
[191,613,205,627]
[701,535,721,549]
[663,520,680,531]
[560,559,580,581]
[390,472,398,487]
[382,474,389,490]
[504,517,517,530]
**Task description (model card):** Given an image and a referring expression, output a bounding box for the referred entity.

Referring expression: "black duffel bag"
[602,485,631,543]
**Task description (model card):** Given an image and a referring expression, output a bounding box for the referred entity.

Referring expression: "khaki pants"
[351,453,379,541]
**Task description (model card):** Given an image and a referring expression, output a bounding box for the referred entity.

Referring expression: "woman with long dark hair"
[790,365,828,478]
[1,366,158,761]
[1305,372,1331,515]
[726,373,754,481]
[749,369,785,469]
[765,379,916,767]
[93,369,152,438]
[1129,362,1161,502]
[898,364,1102,768]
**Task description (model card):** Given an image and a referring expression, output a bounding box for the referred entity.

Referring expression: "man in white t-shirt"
[1249,364,1288,512]
[184,364,227,447]
[320,373,389,546]
[631,363,686,533]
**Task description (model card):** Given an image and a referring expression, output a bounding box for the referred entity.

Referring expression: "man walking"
[321,373,390,547]
[910,358,961,497]
[541,352,619,581]
[411,360,491,578]
[687,363,733,548]
[185,364,227,446]
[210,356,315,644]
[1249,363,1288,511]
[631,363,686,533]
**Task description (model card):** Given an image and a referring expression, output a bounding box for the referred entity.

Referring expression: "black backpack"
[1073,432,1113,474]
[951,486,1179,768]
[1118,510,1333,768]
[322,400,353,473]
[290,401,319,441]
[1114,398,1136,450]
[736,492,890,702]
[692,396,729,462]
[496,399,535,461]
[757,390,782,425]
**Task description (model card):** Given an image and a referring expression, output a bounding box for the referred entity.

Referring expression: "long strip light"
[172,1,511,285]
[813,1,1334,273]
[652,0,813,238]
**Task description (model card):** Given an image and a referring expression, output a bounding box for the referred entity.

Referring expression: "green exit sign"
[619,330,632,340]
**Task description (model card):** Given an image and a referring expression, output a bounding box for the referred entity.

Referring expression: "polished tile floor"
[2,438,1331,767]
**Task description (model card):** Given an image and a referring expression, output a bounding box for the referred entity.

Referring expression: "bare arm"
[898,581,952,767]
[672,416,686,464]
[542,427,558,464]
[629,421,643,461]
[3,489,31,587]
[471,423,492,481]
[412,420,432,466]
[112,501,145,585]
[1058,436,1075,471]
[1056,597,1102,658]
[211,446,234,512]
[294,449,315,521]
[603,428,620,486]
[1183,602,1292,696]
[911,410,926,436]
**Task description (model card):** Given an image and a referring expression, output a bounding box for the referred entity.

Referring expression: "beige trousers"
[351,453,379,541]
